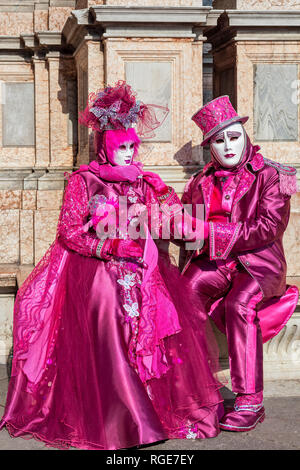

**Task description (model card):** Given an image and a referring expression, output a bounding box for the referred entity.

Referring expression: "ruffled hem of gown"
[0,402,222,450]
[1,242,225,450]
[0,419,167,450]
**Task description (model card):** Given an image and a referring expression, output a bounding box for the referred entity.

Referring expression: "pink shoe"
[219,393,265,432]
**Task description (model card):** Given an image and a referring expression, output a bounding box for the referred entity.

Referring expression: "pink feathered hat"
[192,95,249,146]
[79,80,169,139]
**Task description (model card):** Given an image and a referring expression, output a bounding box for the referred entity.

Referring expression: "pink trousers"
[185,256,264,394]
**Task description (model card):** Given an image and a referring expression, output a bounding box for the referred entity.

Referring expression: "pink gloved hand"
[103,238,144,260]
[142,171,169,195]
[179,210,209,242]
[190,220,208,240]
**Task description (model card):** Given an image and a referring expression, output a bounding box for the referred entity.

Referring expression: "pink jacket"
[181,152,299,343]
[181,152,297,301]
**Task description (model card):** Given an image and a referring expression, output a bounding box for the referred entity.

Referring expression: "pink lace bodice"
[58,171,186,258]
[57,174,101,258]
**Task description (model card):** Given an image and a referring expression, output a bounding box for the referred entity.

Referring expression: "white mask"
[111,141,135,166]
[210,122,246,168]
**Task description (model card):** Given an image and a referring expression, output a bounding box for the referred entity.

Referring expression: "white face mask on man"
[210,122,246,168]
[111,141,135,166]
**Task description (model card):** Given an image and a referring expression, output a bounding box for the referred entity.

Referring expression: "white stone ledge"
[0,37,22,49]
[0,32,65,55]
[49,0,75,6]
[206,10,300,45]
[0,162,297,191]
[0,168,72,190]
[102,25,197,39]
[0,0,75,7]
[70,8,89,25]
[90,6,212,26]
[263,309,300,381]
[36,32,62,47]
[143,165,200,193]
[20,34,36,49]
[35,1,50,11]
[234,31,300,41]
[37,171,67,190]
[0,0,34,3]
[0,5,34,12]
[144,164,199,181]
[225,10,300,27]
[64,6,214,46]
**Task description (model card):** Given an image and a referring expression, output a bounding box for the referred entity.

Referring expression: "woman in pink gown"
[0,82,223,450]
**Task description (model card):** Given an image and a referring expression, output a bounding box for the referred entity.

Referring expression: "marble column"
[92,4,211,175]
[47,52,74,168]
[33,56,50,168]
[65,3,212,180]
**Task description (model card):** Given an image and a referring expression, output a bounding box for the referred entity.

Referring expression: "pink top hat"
[192,95,248,146]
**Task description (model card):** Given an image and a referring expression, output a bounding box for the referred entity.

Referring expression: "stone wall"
[0,1,77,361]
[0,1,76,35]
[65,3,212,171]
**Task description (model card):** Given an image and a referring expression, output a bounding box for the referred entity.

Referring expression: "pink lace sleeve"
[57,174,103,258]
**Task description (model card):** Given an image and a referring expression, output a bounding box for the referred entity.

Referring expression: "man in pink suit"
[181,96,299,432]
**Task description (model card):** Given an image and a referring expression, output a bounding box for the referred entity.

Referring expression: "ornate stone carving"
[263,311,300,380]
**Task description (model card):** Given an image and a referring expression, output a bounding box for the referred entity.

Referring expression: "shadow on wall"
[173,142,211,178]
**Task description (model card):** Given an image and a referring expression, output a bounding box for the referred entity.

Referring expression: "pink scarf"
[72,160,144,183]
[90,160,144,183]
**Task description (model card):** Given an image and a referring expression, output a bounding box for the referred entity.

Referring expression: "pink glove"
[102,239,144,260]
[142,171,169,195]
[185,220,208,241]
[176,210,209,242]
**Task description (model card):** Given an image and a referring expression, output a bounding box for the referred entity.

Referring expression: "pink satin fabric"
[185,256,263,394]
[0,169,223,450]
[220,390,265,432]
[182,151,294,300]
[209,285,299,344]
